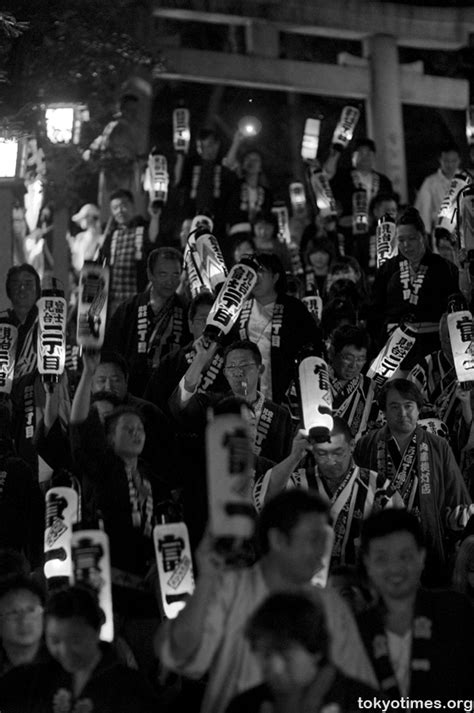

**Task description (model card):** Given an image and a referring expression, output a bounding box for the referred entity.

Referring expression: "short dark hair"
[331,324,369,355]
[360,509,425,555]
[320,297,357,338]
[329,256,362,280]
[188,291,214,322]
[254,211,278,233]
[255,252,287,295]
[330,415,355,443]
[6,265,41,300]
[246,592,329,658]
[353,138,376,154]
[378,378,424,411]
[109,188,134,204]
[396,206,426,237]
[103,405,145,442]
[369,192,399,214]
[45,585,105,631]
[197,128,219,143]
[257,490,329,555]
[147,247,183,274]
[439,142,460,157]
[0,575,45,607]
[99,351,129,381]
[304,238,336,267]
[224,339,262,367]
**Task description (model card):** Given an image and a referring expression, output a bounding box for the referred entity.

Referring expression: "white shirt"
[386,628,412,696]
[414,169,452,234]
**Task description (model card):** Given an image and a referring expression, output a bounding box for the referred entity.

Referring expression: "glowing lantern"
[45,103,88,145]
[352,189,369,235]
[173,107,191,154]
[143,150,168,210]
[367,324,417,389]
[376,214,397,269]
[76,262,109,349]
[37,281,67,385]
[301,118,320,161]
[194,232,228,293]
[204,256,259,341]
[331,106,360,150]
[289,182,307,212]
[238,116,262,137]
[44,487,79,582]
[298,353,334,441]
[71,527,114,642]
[447,294,474,390]
[154,521,195,619]
[466,106,474,146]
[206,412,255,541]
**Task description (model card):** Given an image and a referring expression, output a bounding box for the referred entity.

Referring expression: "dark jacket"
[0,642,157,713]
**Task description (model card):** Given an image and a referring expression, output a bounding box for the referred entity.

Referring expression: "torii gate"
[152,0,474,202]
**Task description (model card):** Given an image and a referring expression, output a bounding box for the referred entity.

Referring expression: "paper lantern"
[307,164,337,218]
[376,214,397,269]
[331,106,360,150]
[44,487,79,581]
[298,354,334,441]
[0,323,18,394]
[76,262,109,349]
[154,521,195,619]
[302,295,323,323]
[352,189,368,235]
[289,182,307,212]
[271,203,291,245]
[204,257,259,341]
[466,105,474,146]
[206,412,255,540]
[37,285,67,384]
[45,103,88,145]
[143,150,168,209]
[367,324,417,389]
[458,184,474,252]
[447,299,474,389]
[194,232,228,293]
[173,108,191,154]
[71,528,114,642]
[437,171,471,233]
[301,118,320,161]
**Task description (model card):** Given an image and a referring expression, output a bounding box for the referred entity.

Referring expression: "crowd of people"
[1,117,474,713]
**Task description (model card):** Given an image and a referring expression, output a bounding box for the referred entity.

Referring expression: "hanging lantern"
[289,182,307,213]
[0,136,26,179]
[37,280,67,385]
[71,527,114,642]
[154,521,195,619]
[206,411,255,541]
[302,295,323,323]
[447,294,474,390]
[173,108,191,154]
[204,256,260,342]
[45,103,88,145]
[0,323,18,395]
[298,353,334,442]
[376,214,397,269]
[44,487,79,583]
[301,118,320,161]
[238,115,262,138]
[331,106,360,150]
[366,324,417,389]
[352,189,369,235]
[76,262,109,349]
